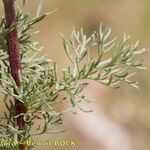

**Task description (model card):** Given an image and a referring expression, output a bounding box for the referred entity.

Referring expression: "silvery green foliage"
[0,8,146,144]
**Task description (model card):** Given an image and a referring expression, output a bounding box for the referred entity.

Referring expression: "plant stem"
[2,0,27,150]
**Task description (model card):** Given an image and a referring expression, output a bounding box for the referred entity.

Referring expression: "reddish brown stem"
[3,0,27,150]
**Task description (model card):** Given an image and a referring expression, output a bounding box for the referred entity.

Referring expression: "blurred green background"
[0,0,150,150]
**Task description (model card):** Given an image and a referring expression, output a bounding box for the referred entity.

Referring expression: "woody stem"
[2,0,27,150]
